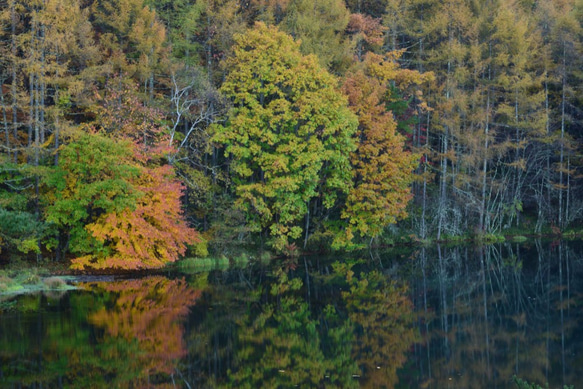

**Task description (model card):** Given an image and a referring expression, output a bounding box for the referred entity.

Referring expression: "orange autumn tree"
[50,80,200,270]
[46,130,199,270]
[79,162,198,270]
[69,80,200,270]
[340,51,431,241]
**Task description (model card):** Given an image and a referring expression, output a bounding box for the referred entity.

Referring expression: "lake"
[1,240,581,388]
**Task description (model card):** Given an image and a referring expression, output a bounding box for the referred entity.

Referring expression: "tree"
[43,132,141,262]
[341,51,428,241]
[278,0,353,73]
[212,22,357,250]
[346,12,385,60]
[77,162,199,270]
[534,0,583,229]
[44,129,199,270]
[91,0,168,98]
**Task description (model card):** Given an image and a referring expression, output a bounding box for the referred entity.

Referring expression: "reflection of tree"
[181,270,260,387]
[87,277,202,384]
[223,265,418,388]
[227,269,359,388]
[407,241,583,387]
[5,242,580,388]
[0,276,201,388]
[340,266,419,388]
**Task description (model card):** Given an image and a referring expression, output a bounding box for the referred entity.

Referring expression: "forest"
[0,0,582,270]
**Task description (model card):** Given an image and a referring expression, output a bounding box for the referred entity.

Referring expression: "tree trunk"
[558,41,566,228]
[303,205,310,249]
[1,80,9,154]
[480,41,493,233]
[11,0,18,163]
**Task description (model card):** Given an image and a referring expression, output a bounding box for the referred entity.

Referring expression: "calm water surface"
[1,240,582,388]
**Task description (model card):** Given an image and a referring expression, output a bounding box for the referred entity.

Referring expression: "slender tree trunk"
[480,42,493,232]
[11,0,18,163]
[34,2,44,261]
[34,73,39,168]
[480,90,490,233]
[54,87,60,165]
[566,155,570,226]
[542,76,551,231]
[513,88,522,227]
[421,110,429,239]
[28,73,34,155]
[417,36,429,239]
[437,131,447,240]
[1,80,9,154]
[40,13,46,146]
[437,27,457,240]
[437,43,453,241]
[303,206,310,249]
[558,42,566,228]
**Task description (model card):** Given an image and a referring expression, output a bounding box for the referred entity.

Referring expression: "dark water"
[1,240,582,388]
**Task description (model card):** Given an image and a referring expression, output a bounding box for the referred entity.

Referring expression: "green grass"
[176,256,231,273]
[474,233,506,244]
[0,269,75,296]
[512,375,573,389]
[232,253,250,267]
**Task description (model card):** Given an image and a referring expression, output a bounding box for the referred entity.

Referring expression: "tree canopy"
[213,22,358,250]
[1,0,582,264]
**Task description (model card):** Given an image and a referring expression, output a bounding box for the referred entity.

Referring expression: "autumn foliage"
[341,52,430,239]
[4,0,577,262]
[77,164,199,270]
[87,277,201,376]
[45,79,200,270]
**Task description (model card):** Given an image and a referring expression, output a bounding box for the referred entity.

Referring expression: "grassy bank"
[0,268,76,296]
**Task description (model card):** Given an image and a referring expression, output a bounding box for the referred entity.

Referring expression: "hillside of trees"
[0,0,581,269]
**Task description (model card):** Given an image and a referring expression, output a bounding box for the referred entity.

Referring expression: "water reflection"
[407,241,583,388]
[0,240,582,388]
[0,276,200,388]
[87,277,202,384]
[341,265,419,388]
[223,267,417,388]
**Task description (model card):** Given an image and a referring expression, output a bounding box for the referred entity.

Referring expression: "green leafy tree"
[44,128,199,269]
[279,0,353,73]
[43,132,141,262]
[0,155,44,256]
[212,22,357,251]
